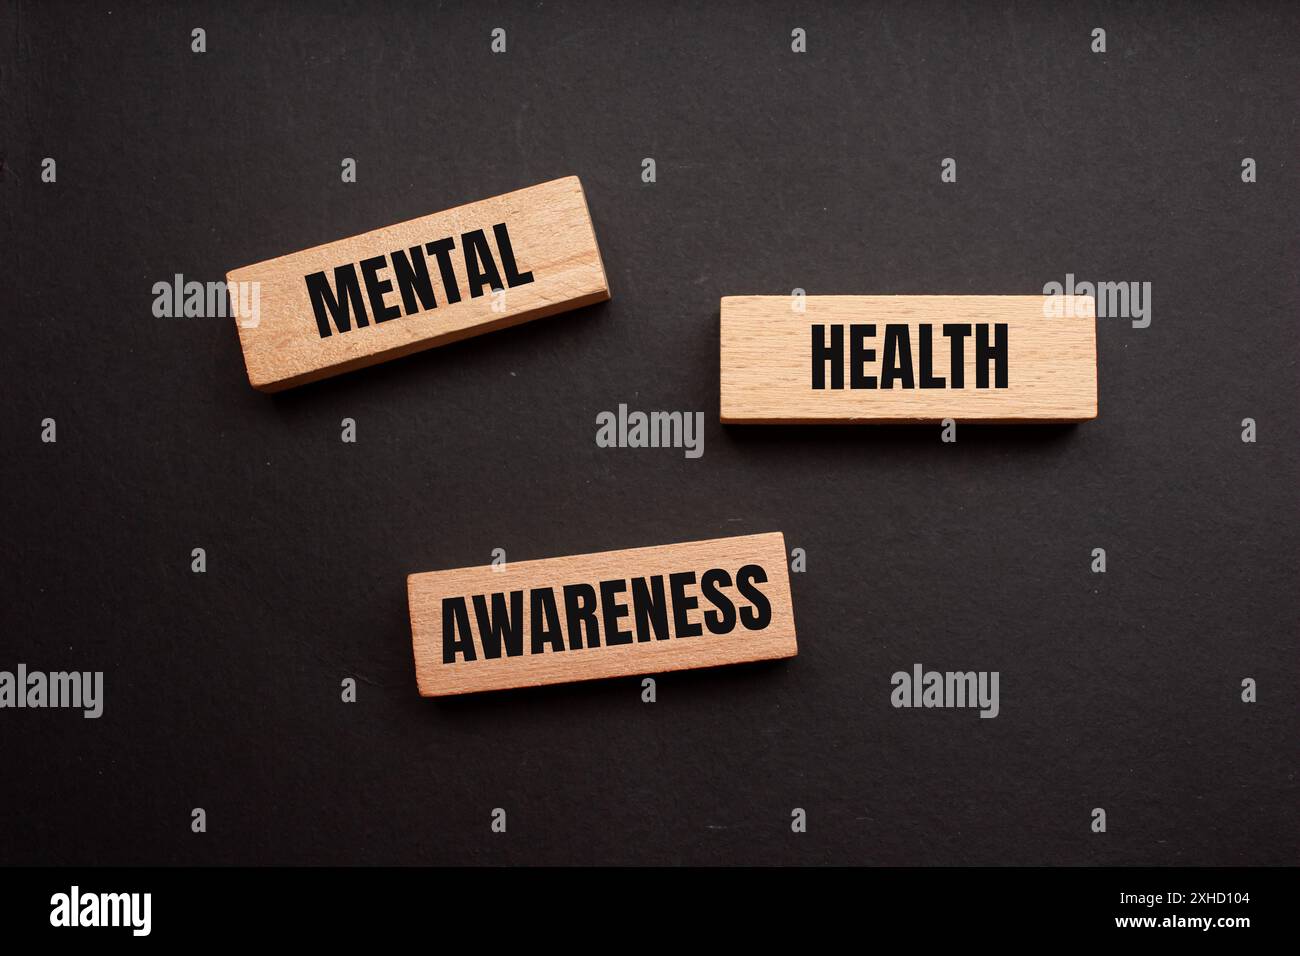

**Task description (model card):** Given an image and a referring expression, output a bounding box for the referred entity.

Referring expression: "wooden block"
[226,176,609,391]
[408,533,797,697]
[720,295,1097,423]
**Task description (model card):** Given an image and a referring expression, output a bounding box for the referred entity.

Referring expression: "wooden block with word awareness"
[226,176,609,391]
[408,533,797,697]
[719,295,1097,423]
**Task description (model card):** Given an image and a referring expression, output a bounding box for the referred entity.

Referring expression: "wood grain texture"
[409,532,797,697]
[720,295,1097,423]
[227,176,609,391]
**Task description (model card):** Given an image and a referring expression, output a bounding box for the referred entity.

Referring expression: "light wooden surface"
[408,532,797,697]
[720,295,1097,423]
[227,176,609,391]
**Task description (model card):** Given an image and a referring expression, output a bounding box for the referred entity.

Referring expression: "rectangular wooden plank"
[226,176,609,391]
[408,532,797,697]
[720,295,1097,423]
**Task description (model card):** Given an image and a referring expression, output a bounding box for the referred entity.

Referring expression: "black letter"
[669,571,703,637]
[976,323,1008,388]
[442,596,476,663]
[471,591,525,658]
[850,324,878,389]
[812,324,844,389]
[700,568,737,634]
[630,576,671,641]
[919,324,945,388]
[306,264,368,338]
[562,583,600,649]
[599,579,633,645]
[461,229,504,298]
[424,238,462,304]
[736,565,772,630]
[493,223,535,288]
[943,323,971,388]
[359,255,401,323]
[530,587,564,654]
[391,245,438,315]
[880,324,915,389]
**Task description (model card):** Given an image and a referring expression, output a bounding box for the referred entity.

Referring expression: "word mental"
[408,532,797,696]
[719,295,1097,423]
[306,222,533,339]
[227,176,609,391]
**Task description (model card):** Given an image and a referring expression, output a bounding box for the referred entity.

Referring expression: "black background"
[2,1,1296,866]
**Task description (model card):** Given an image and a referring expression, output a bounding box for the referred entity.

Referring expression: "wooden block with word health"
[226,176,609,391]
[720,295,1097,423]
[408,532,797,697]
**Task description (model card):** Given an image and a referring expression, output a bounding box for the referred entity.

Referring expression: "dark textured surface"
[1,0,1296,866]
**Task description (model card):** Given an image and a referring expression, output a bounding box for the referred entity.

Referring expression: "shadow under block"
[719,295,1098,423]
[408,533,797,697]
[226,176,609,391]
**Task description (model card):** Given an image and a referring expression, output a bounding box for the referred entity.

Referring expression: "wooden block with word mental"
[720,295,1097,423]
[408,532,797,697]
[226,176,609,391]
